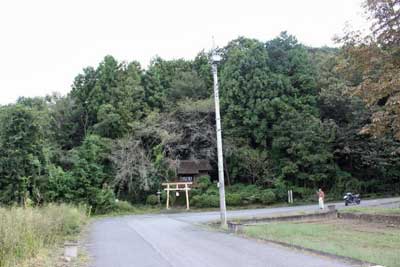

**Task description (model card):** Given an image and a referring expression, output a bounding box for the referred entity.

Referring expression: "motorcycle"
[343,192,361,206]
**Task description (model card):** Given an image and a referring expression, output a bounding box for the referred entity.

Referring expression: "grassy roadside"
[102,200,298,217]
[99,196,400,218]
[0,204,88,267]
[344,206,400,215]
[243,220,400,267]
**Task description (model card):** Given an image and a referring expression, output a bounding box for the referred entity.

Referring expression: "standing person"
[317,188,325,209]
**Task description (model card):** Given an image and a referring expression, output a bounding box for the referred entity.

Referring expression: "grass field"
[243,220,400,267]
[344,206,400,215]
[0,204,88,267]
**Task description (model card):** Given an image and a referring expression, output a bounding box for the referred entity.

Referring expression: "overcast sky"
[0,0,366,105]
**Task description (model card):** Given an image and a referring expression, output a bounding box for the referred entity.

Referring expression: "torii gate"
[162,182,192,210]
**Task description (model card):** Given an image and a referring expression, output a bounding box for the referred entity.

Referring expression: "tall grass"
[0,204,88,267]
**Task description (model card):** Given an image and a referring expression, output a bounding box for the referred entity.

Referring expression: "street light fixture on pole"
[211,43,227,227]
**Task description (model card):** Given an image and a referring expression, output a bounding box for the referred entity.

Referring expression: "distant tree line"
[0,0,398,212]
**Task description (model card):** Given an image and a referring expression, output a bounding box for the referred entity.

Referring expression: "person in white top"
[317,188,325,209]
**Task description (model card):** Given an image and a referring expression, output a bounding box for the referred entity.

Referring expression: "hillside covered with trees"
[0,0,399,213]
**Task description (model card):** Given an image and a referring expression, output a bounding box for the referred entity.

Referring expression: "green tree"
[0,105,47,204]
[68,134,115,213]
[49,95,86,149]
[71,56,146,139]
[271,112,336,189]
[220,37,275,145]
[221,34,336,188]
[168,71,209,101]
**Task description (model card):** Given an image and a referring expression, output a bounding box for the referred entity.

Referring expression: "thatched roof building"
[173,159,212,182]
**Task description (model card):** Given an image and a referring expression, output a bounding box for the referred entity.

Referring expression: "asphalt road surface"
[87,197,400,267]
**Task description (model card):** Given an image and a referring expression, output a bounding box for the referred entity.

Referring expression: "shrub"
[146,195,159,206]
[273,180,288,201]
[197,175,212,192]
[226,184,262,205]
[191,195,202,207]
[227,183,247,193]
[292,187,315,202]
[226,193,242,206]
[93,188,116,214]
[114,200,136,213]
[205,185,219,195]
[260,190,276,205]
[192,194,219,208]
[240,187,261,204]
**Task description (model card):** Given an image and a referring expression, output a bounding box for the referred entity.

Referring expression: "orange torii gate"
[162,182,192,210]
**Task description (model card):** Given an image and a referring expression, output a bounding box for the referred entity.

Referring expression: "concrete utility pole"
[211,42,227,227]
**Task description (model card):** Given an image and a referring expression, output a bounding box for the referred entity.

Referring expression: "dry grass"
[0,204,88,267]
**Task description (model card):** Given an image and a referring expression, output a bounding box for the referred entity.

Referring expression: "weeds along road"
[87,197,400,267]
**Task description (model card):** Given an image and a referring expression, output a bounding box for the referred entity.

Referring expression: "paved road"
[87,197,400,267]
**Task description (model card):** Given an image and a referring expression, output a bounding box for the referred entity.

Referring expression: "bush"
[197,175,212,192]
[205,185,219,195]
[93,188,116,214]
[260,190,276,205]
[146,195,159,206]
[226,193,242,206]
[240,187,261,204]
[226,184,261,205]
[192,194,219,208]
[0,204,88,267]
[273,180,288,201]
[292,187,315,202]
[114,200,136,213]
[227,183,247,193]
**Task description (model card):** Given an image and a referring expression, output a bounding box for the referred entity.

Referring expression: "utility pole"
[211,41,227,227]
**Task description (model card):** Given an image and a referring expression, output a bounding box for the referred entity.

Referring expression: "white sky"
[0,0,366,105]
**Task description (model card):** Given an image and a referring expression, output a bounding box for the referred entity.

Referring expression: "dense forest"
[0,0,399,213]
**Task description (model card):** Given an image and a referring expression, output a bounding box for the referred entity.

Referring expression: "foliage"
[114,200,137,213]
[48,94,86,149]
[197,175,213,191]
[364,0,400,46]
[0,105,47,205]
[337,0,400,140]
[192,194,219,208]
[226,193,242,206]
[259,190,276,205]
[271,112,337,189]
[71,56,146,139]
[220,33,338,191]
[226,145,272,185]
[146,194,159,206]
[190,182,277,207]
[45,164,76,202]
[53,134,116,214]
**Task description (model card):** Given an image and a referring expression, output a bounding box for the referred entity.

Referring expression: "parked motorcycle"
[343,192,361,206]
